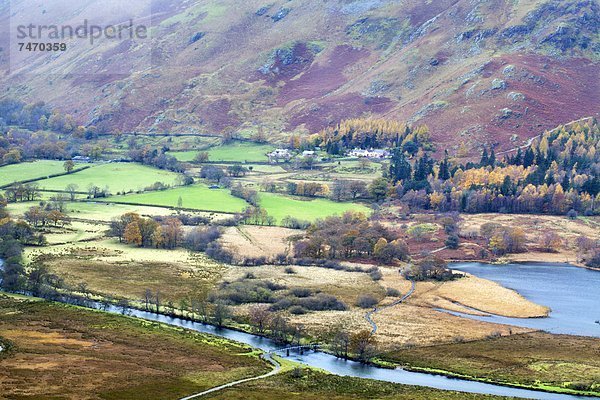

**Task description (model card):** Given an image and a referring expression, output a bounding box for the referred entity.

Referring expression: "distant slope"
[1,0,598,156]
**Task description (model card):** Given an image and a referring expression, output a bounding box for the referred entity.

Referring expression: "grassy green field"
[206,142,275,162]
[258,192,371,223]
[37,163,183,193]
[105,184,249,213]
[6,200,218,223]
[169,142,274,163]
[168,150,202,162]
[247,164,287,173]
[0,160,68,186]
[0,295,268,400]
[104,186,370,221]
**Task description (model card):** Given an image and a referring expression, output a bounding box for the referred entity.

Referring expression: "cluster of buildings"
[347,148,391,159]
[267,147,390,163]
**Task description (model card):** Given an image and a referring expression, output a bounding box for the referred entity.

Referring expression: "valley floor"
[0,294,516,400]
[0,294,269,400]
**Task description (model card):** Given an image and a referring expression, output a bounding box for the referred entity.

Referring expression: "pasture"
[258,192,371,223]
[168,142,274,163]
[168,150,201,162]
[105,184,249,213]
[7,200,223,223]
[36,162,183,194]
[0,160,68,186]
[205,142,275,162]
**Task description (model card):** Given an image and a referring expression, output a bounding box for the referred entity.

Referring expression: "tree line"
[317,118,433,155]
[384,119,600,216]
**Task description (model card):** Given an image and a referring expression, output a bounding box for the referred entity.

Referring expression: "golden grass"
[220,225,298,260]
[288,309,373,338]
[415,273,549,318]
[372,305,533,349]
[29,239,225,303]
[222,265,386,307]
[39,220,106,245]
[226,263,536,348]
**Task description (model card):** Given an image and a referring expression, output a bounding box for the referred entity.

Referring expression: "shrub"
[356,294,378,309]
[565,382,591,391]
[270,298,293,311]
[290,287,313,298]
[445,234,459,249]
[296,257,316,266]
[368,267,383,281]
[178,214,210,226]
[289,305,307,315]
[265,281,287,291]
[297,294,347,311]
[215,216,241,227]
[184,227,221,252]
[275,253,290,265]
[242,256,268,266]
[284,266,296,274]
[323,260,343,270]
[452,335,465,343]
[586,250,600,269]
[291,367,304,378]
[386,287,400,297]
[205,242,234,264]
[281,216,311,229]
[218,280,284,304]
[487,331,502,339]
[269,292,347,312]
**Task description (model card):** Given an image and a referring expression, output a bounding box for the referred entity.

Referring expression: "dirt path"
[179,353,281,399]
[365,279,416,335]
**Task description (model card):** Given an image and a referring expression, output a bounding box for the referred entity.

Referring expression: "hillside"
[1,0,599,156]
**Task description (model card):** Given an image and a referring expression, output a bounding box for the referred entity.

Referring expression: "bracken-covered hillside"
[1,0,598,156]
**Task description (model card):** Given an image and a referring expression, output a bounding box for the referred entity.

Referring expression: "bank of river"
[1,259,598,399]
[449,262,600,337]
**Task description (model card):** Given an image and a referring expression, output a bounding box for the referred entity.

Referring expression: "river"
[448,262,600,337]
[1,259,598,399]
